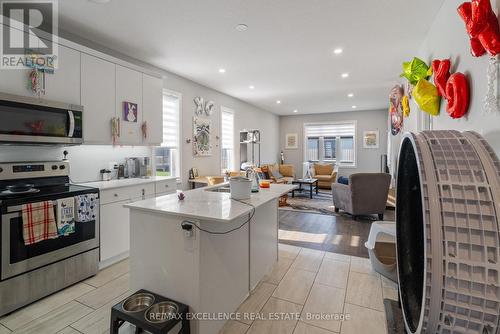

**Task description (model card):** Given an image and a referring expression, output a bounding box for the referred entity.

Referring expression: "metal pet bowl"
[121,293,155,313]
[145,301,179,324]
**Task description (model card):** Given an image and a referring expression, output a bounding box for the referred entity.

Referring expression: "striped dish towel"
[22,201,59,245]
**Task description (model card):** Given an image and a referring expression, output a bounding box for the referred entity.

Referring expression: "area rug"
[280,190,338,216]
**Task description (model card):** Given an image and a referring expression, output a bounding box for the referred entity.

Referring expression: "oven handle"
[7,201,58,213]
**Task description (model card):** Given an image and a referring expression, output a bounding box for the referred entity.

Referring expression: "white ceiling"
[58,0,444,115]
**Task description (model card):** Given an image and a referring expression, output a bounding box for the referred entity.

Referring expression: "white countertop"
[124,183,297,222]
[78,176,177,190]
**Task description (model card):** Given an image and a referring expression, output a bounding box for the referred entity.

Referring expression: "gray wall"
[279,109,388,177]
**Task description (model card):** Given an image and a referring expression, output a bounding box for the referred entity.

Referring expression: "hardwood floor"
[278,210,395,258]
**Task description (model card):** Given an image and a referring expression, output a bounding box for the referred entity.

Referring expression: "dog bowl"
[121,293,155,313]
[145,301,179,323]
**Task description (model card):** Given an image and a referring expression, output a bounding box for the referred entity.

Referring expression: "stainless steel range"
[0,161,99,316]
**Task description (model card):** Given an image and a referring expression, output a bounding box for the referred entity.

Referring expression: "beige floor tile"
[341,303,386,334]
[56,327,81,334]
[291,248,324,273]
[0,283,95,331]
[237,282,277,325]
[76,274,129,309]
[324,252,351,263]
[293,321,335,334]
[346,272,383,311]
[219,320,250,334]
[300,283,345,332]
[380,275,398,290]
[84,259,129,288]
[246,297,301,334]
[279,243,301,260]
[263,258,293,285]
[12,301,92,334]
[315,258,349,289]
[0,325,10,333]
[71,292,131,333]
[272,268,315,305]
[349,257,379,277]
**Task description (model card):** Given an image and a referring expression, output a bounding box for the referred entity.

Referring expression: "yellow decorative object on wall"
[402,95,410,117]
[413,79,440,116]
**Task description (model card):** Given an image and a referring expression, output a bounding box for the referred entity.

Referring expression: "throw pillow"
[270,164,283,179]
[338,176,349,185]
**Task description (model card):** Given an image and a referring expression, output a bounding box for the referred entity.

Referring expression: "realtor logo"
[0,0,58,70]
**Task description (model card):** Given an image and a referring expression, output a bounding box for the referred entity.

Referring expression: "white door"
[116,65,142,145]
[81,54,116,144]
[44,45,81,104]
[142,74,163,145]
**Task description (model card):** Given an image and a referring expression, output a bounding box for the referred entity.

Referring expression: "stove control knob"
[52,165,58,170]
[59,165,66,170]
[0,167,3,173]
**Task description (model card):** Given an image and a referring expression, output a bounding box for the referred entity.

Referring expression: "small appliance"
[229,177,252,200]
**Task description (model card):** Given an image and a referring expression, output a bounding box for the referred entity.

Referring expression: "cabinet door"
[100,200,130,262]
[81,54,116,144]
[44,45,81,104]
[116,65,142,145]
[142,74,163,145]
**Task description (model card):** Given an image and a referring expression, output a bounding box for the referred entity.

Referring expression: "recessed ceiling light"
[347,93,354,98]
[341,73,349,78]
[276,100,281,104]
[249,85,255,89]
[236,24,248,32]
[218,68,226,73]
[293,109,298,113]
[333,48,343,55]
[352,105,357,109]
[88,0,111,3]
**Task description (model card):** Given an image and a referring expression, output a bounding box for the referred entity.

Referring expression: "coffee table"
[291,178,318,199]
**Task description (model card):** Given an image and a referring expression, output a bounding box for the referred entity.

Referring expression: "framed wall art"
[193,116,212,156]
[363,130,379,149]
[285,133,298,149]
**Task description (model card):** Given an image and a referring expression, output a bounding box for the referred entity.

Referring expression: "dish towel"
[75,194,98,222]
[22,201,59,245]
[56,197,75,236]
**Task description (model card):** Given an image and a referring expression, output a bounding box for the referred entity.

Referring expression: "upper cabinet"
[44,45,81,104]
[142,74,163,145]
[116,65,143,145]
[81,54,116,144]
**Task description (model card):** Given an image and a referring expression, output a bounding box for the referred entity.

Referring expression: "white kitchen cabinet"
[44,45,81,104]
[155,178,177,196]
[142,74,163,145]
[100,199,131,263]
[81,54,116,144]
[116,65,142,145]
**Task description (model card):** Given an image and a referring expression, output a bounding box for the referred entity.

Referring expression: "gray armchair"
[332,173,391,220]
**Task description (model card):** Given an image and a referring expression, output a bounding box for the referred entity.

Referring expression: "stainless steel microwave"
[0,92,83,145]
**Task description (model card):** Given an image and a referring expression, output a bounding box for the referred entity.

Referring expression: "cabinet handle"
[165,184,169,188]
[142,189,145,196]
[114,193,118,197]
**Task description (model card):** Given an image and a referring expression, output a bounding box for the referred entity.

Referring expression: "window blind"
[304,122,355,138]
[162,93,179,148]
[221,110,234,149]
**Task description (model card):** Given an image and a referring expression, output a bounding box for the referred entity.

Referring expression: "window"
[155,91,181,178]
[221,107,234,172]
[304,122,356,166]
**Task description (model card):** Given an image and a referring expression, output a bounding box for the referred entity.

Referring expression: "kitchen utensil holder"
[110,289,190,334]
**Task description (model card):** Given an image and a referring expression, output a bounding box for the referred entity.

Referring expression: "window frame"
[153,88,182,182]
[303,121,357,168]
[220,106,235,173]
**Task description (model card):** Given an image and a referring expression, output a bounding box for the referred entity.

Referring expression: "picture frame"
[285,133,298,149]
[363,130,379,149]
[123,101,138,123]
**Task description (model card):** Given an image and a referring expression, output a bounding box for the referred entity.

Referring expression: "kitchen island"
[124,183,296,334]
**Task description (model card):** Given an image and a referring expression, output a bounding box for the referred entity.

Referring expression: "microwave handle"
[68,110,75,137]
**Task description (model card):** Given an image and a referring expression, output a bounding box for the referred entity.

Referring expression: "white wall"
[279,109,388,177]
[403,0,500,157]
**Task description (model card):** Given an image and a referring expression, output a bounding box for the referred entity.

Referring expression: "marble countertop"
[79,176,177,190]
[124,183,297,222]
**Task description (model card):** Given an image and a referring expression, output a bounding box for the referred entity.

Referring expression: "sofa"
[332,173,391,220]
[311,163,338,189]
[261,164,295,184]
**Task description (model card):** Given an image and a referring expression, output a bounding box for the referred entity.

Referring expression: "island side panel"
[249,199,279,290]
[199,214,250,334]
[129,209,201,322]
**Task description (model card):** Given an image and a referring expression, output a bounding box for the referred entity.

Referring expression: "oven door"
[1,199,99,280]
[0,93,83,145]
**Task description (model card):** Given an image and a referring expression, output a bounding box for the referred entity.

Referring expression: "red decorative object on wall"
[446,73,470,119]
[431,59,470,119]
[457,0,500,57]
[432,59,451,97]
